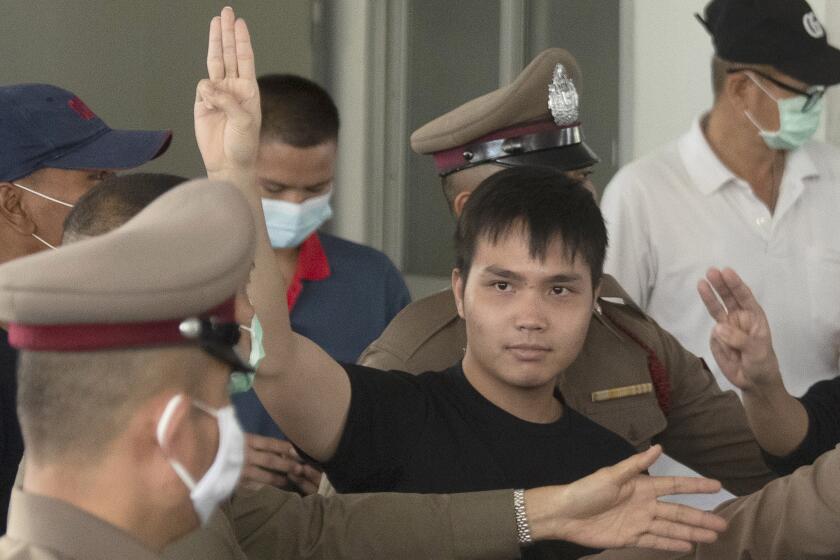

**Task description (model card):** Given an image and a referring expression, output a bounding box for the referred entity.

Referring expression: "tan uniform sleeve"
[584,446,840,560]
[358,339,412,371]
[650,320,776,496]
[226,484,521,560]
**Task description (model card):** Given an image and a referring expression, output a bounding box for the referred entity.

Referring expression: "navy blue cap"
[0,84,172,182]
[698,0,840,86]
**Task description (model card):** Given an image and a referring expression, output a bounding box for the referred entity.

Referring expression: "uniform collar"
[6,489,161,560]
[287,233,331,311]
[594,274,643,340]
[679,116,821,196]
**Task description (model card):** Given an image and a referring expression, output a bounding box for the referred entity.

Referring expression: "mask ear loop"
[31,233,58,250]
[741,73,781,136]
[11,183,72,250]
[12,183,74,207]
[157,394,198,491]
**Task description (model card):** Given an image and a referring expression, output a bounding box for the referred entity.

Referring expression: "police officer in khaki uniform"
[357,48,775,497]
[0,177,259,559]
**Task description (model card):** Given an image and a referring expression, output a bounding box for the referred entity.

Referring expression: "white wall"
[621,0,832,164]
[325,2,373,244]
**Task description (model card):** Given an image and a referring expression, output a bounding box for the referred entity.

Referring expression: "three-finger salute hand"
[697,267,781,390]
[195,6,261,177]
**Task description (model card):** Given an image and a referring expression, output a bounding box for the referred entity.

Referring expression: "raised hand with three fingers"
[697,267,809,457]
[697,267,782,391]
[194,6,261,180]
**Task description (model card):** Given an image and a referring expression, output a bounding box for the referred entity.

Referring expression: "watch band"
[513,488,533,545]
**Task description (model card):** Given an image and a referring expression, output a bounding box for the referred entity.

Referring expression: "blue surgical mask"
[261,191,333,249]
[229,314,265,394]
[744,74,823,151]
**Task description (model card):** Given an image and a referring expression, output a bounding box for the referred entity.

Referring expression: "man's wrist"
[521,486,566,543]
[742,377,809,456]
[208,167,257,185]
[741,374,789,406]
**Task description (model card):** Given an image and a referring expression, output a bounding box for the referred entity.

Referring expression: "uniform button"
[755,216,770,227]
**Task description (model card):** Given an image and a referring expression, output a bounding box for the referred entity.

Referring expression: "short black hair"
[258,74,340,147]
[63,173,187,240]
[455,167,606,288]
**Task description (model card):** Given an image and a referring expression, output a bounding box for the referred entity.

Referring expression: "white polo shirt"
[602,118,840,398]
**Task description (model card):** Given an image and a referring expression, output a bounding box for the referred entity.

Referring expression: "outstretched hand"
[540,445,726,552]
[697,267,781,391]
[195,6,261,178]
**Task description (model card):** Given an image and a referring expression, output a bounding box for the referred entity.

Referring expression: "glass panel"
[526,0,621,195]
[403,0,501,277]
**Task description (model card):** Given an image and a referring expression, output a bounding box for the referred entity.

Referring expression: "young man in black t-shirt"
[248,167,725,558]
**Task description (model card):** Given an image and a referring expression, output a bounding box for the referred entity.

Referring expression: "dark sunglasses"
[726,68,826,112]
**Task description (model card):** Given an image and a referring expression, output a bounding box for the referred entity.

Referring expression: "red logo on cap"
[67,97,96,121]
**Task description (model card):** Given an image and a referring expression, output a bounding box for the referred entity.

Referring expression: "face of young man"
[256,139,336,204]
[453,226,597,399]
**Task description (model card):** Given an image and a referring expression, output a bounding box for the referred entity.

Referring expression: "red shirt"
[286,233,331,312]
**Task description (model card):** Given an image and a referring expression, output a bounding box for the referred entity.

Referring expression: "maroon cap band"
[433,119,579,175]
[8,299,235,351]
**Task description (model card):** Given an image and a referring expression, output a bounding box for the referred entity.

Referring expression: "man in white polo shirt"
[601,0,840,399]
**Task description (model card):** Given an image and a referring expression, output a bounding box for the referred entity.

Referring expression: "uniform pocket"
[577,397,666,450]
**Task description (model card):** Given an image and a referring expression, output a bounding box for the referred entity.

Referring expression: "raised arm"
[193,7,351,462]
[697,267,809,457]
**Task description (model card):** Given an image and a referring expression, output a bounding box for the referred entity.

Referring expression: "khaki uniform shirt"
[164,484,520,560]
[0,489,161,560]
[358,275,775,496]
[584,445,840,560]
[11,459,519,560]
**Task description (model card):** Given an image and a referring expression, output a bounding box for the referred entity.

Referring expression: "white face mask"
[261,191,333,249]
[156,394,245,525]
[12,182,74,250]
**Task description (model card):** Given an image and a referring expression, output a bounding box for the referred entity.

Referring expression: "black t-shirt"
[0,329,23,535]
[764,377,840,476]
[316,363,637,560]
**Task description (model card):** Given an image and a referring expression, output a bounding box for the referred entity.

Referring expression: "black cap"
[697,0,840,86]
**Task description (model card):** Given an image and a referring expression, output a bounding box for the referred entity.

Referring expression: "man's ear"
[593,277,602,304]
[453,191,472,218]
[724,72,752,112]
[452,268,466,319]
[0,183,36,235]
[153,393,191,456]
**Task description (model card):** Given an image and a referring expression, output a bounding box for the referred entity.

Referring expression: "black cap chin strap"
[179,318,253,373]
